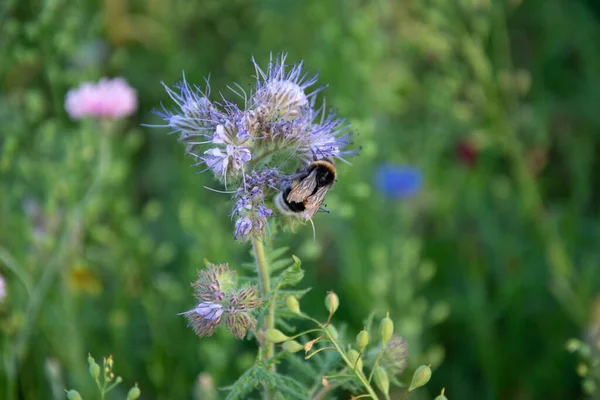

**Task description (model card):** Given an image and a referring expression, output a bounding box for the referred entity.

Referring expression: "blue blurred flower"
[375,165,423,199]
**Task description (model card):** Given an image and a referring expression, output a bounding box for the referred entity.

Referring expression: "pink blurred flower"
[0,273,5,302]
[65,77,137,120]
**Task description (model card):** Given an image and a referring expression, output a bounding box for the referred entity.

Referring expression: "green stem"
[323,329,379,400]
[6,133,110,400]
[0,247,32,294]
[251,237,275,400]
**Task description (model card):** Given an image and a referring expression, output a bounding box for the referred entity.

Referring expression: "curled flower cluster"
[380,334,409,375]
[153,53,356,240]
[182,264,262,339]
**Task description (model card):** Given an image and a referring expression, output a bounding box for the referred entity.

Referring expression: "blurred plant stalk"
[3,121,113,400]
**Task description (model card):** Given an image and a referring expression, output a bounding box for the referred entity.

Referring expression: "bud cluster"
[152,53,357,241]
[183,263,262,339]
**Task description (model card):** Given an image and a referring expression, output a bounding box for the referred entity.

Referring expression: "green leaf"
[222,366,263,400]
[272,373,308,400]
[267,246,290,263]
[274,255,304,290]
[270,258,295,273]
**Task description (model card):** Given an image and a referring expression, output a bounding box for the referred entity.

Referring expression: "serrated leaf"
[222,366,262,400]
[267,246,290,262]
[239,262,257,272]
[272,373,308,399]
[284,353,318,382]
[279,287,312,298]
[270,258,294,273]
[274,255,304,290]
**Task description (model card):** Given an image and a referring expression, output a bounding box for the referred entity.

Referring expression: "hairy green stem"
[251,237,275,399]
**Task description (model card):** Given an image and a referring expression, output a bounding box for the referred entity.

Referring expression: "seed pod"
[356,329,369,351]
[409,365,432,392]
[126,384,141,400]
[380,312,394,348]
[347,349,363,372]
[66,390,83,400]
[89,363,100,380]
[434,388,448,400]
[325,292,339,315]
[325,325,338,340]
[265,329,290,343]
[373,367,389,397]
[286,296,301,314]
[282,341,304,353]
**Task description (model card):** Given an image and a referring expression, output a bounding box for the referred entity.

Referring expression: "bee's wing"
[302,185,331,219]
[286,169,318,203]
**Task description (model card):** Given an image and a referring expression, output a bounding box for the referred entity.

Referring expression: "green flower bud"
[356,329,369,351]
[325,325,338,340]
[373,367,389,397]
[89,363,100,380]
[347,349,363,372]
[380,312,394,348]
[325,291,339,315]
[126,384,141,400]
[434,388,448,400]
[265,329,290,343]
[66,390,83,400]
[286,296,301,314]
[409,365,432,392]
[87,354,95,366]
[282,341,304,353]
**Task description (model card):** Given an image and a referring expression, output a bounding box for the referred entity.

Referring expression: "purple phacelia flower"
[182,302,224,337]
[183,264,262,339]
[151,53,358,240]
[375,164,423,199]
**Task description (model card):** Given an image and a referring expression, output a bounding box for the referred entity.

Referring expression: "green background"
[2,0,600,399]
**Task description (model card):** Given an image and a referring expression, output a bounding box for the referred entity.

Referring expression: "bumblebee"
[274,158,336,220]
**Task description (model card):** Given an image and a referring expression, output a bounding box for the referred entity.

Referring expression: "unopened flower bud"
[325,291,339,315]
[409,365,432,392]
[265,328,290,343]
[356,329,369,351]
[347,349,363,372]
[282,341,304,353]
[66,390,82,400]
[321,377,329,387]
[87,354,100,380]
[434,388,448,400]
[325,325,338,340]
[126,384,141,400]
[286,296,301,314]
[380,312,394,348]
[373,367,389,397]
[89,363,100,380]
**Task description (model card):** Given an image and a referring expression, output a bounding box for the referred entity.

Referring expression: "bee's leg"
[318,205,331,214]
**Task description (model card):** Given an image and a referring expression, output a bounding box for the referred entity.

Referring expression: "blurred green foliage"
[2,0,600,399]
